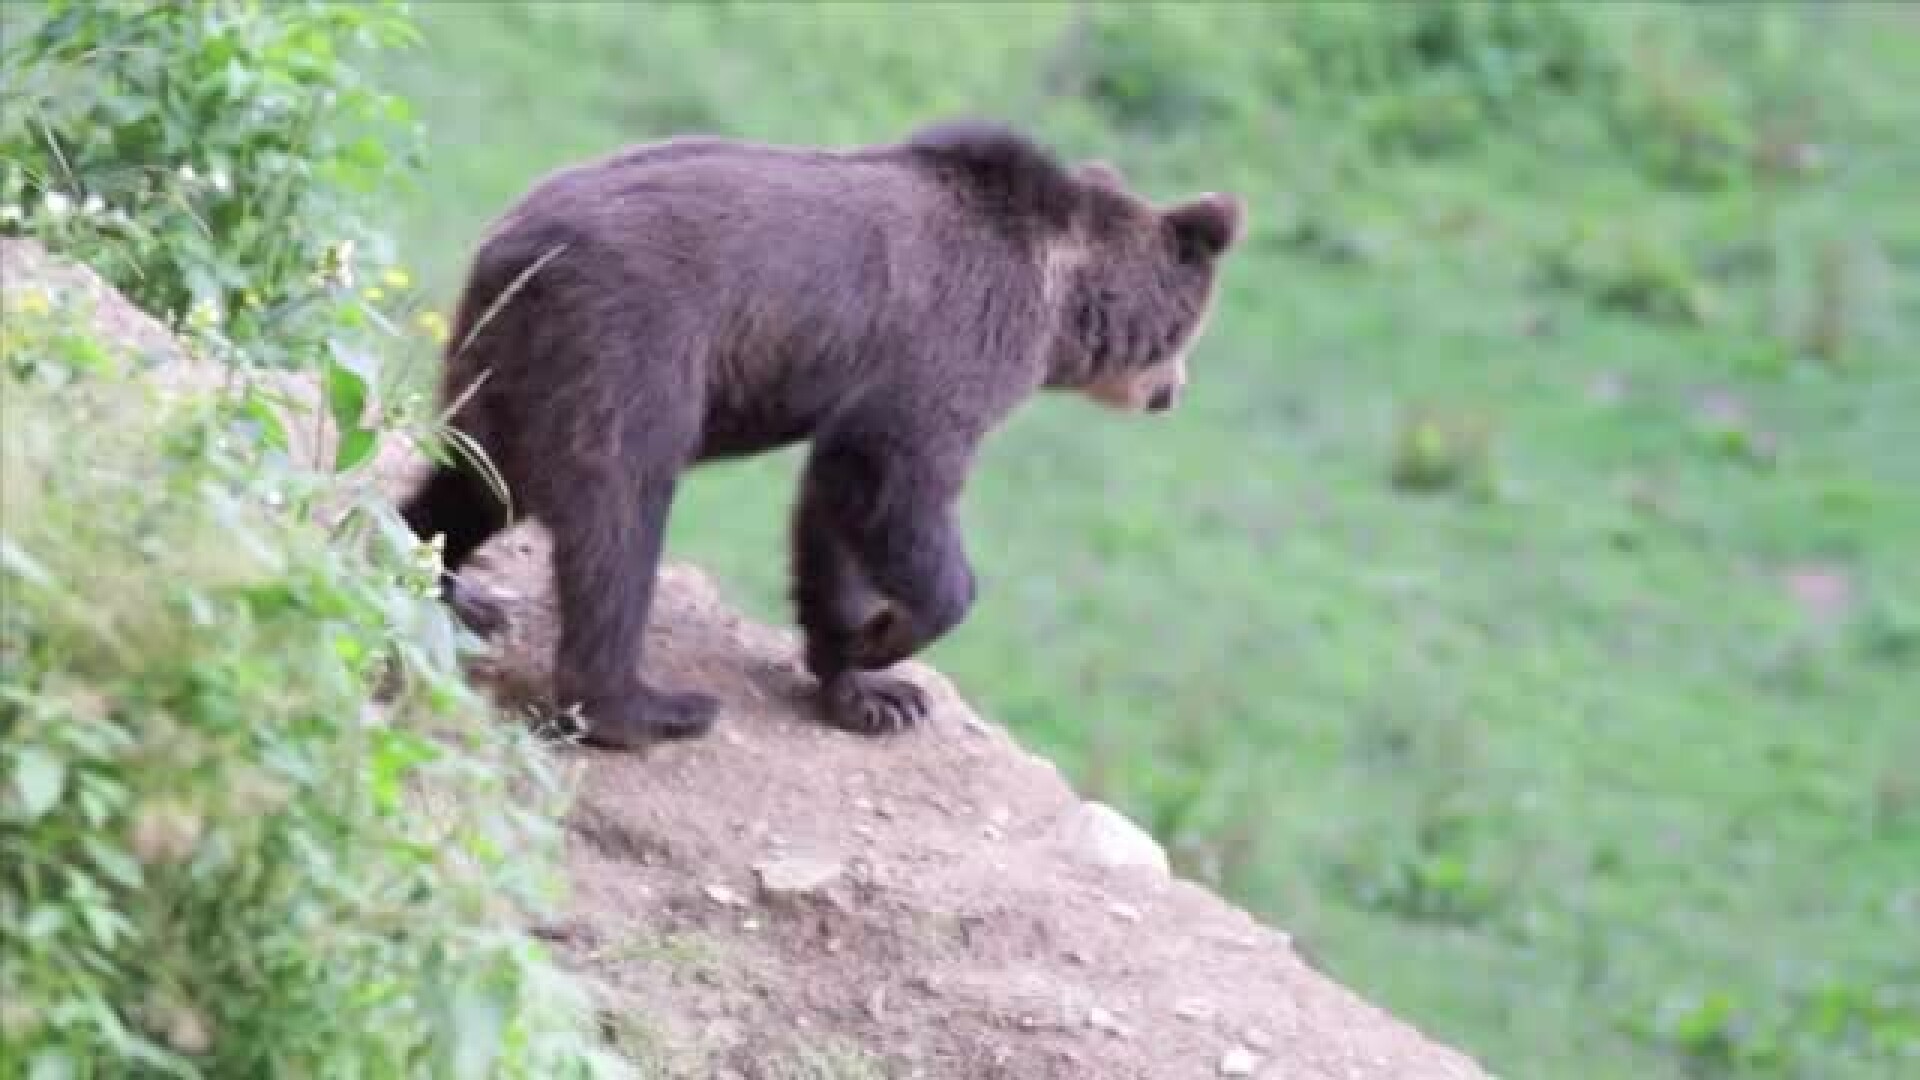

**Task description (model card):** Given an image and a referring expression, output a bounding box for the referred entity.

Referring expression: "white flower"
[41,190,70,219]
[81,194,105,217]
[209,168,231,194]
[332,239,357,288]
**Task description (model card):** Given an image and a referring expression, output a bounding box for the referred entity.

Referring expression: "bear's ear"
[1164,193,1245,265]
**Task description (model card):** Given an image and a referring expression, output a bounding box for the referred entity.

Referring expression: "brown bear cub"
[400,119,1243,749]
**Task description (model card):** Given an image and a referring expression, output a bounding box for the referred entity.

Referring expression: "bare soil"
[460,531,1490,1080]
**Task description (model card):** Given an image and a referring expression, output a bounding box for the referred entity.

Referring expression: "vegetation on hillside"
[379,3,1918,1077]
[2,3,621,1076]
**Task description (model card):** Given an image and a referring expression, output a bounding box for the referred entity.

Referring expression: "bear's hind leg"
[546,451,717,749]
[401,460,512,636]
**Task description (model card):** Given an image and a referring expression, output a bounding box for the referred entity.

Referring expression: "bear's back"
[455,128,1069,459]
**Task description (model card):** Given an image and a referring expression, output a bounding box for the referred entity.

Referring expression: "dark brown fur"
[401,119,1243,748]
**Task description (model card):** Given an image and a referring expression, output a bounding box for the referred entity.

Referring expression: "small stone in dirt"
[1086,1005,1125,1036]
[1059,802,1169,875]
[1173,997,1213,1021]
[1218,1045,1260,1076]
[702,883,746,908]
[753,854,844,897]
[1106,900,1143,923]
[1242,1027,1272,1051]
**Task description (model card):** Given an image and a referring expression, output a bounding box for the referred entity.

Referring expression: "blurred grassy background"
[376,3,1919,1076]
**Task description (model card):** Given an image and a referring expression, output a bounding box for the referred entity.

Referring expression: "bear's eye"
[1154,325,1176,357]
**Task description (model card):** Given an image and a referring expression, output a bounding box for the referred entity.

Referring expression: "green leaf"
[324,349,369,432]
[242,390,291,453]
[28,1049,77,1080]
[23,905,65,941]
[447,976,512,1080]
[1,535,54,588]
[84,835,143,889]
[14,745,65,819]
[334,426,376,472]
[81,903,127,949]
[369,728,437,813]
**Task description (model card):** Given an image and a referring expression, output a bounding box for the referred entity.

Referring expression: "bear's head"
[1045,161,1244,415]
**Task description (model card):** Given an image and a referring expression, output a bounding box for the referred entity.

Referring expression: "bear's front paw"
[821,670,928,735]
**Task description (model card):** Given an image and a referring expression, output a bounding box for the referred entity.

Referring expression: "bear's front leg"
[791,432,978,735]
[790,497,927,735]
[845,517,976,671]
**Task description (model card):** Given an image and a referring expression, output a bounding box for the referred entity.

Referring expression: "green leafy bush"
[1640,977,1920,1077]
[1073,4,1241,137]
[0,1,625,1074]
[0,289,623,1079]
[1064,0,1804,188]
[1264,0,1605,135]
[1388,402,1500,497]
[1536,220,1718,325]
[0,0,424,366]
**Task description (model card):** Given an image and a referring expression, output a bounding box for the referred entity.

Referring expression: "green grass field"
[377,4,1919,1076]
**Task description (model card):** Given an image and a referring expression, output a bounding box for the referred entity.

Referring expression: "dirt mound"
[5,235,1488,1079]
[468,536,1487,1080]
